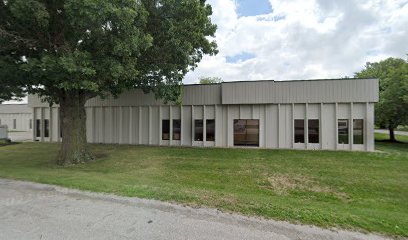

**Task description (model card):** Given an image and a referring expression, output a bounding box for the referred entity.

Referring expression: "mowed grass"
[0,134,407,237]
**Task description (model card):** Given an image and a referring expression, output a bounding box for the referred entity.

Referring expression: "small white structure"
[28,78,379,151]
[0,104,33,132]
[0,125,8,139]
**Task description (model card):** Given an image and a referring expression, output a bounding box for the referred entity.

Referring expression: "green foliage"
[198,76,222,84]
[355,57,408,131]
[0,58,25,103]
[0,0,217,103]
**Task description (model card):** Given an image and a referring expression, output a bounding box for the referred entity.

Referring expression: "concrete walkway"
[0,179,390,240]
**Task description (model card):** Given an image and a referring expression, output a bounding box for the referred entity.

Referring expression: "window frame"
[353,119,364,145]
[338,119,349,144]
[233,119,259,147]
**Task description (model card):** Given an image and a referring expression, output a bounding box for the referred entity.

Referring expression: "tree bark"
[56,91,93,165]
[389,127,396,142]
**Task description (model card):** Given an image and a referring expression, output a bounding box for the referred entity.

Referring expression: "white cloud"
[184,0,408,83]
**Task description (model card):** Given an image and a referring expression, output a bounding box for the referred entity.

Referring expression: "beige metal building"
[28,78,379,151]
[0,104,33,132]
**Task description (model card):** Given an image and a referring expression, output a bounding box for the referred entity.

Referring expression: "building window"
[338,119,349,144]
[13,119,17,129]
[353,119,364,144]
[36,119,41,137]
[233,119,259,146]
[44,119,49,138]
[162,120,170,140]
[173,119,181,140]
[308,119,319,143]
[29,119,32,129]
[194,120,203,141]
[206,119,215,141]
[294,119,305,143]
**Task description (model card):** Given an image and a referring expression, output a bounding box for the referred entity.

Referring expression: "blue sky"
[236,0,272,17]
[184,0,408,83]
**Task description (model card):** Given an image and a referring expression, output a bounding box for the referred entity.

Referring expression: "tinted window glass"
[308,119,319,143]
[234,119,259,146]
[353,119,364,144]
[173,119,181,140]
[44,119,49,138]
[206,119,215,141]
[294,119,305,143]
[194,120,203,141]
[36,119,41,137]
[162,120,170,140]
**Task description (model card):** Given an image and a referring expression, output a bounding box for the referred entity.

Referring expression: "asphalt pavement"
[0,179,390,240]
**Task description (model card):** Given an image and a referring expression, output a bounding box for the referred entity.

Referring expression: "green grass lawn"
[0,134,407,237]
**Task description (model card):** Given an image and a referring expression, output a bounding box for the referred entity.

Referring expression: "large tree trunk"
[56,91,93,165]
[389,127,396,142]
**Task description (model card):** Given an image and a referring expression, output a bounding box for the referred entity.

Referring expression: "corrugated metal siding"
[221,79,379,104]
[28,79,378,107]
[0,104,32,114]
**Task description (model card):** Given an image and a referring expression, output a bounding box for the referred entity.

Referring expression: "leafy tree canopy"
[0,0,217,102]
[198,76,222,84]
[355,57,408,141]
[0,0,217,164]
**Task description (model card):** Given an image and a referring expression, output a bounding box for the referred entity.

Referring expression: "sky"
[4,0,408,104]
[183,0,408,83]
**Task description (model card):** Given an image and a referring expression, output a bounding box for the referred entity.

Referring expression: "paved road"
[0,179,391,240]
[375,129,408,136]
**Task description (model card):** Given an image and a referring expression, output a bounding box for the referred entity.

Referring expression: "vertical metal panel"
[40,108,44,142]
[307,104,319,119]
[221,79,378,104]
[268,104,278,148]
[104,107,112,143]
[182,106,192,146]
[294,104,305,118]
[349,103,353,150]
[366,103,375,151]
[94,107,102,143]
[334,103,338,150]
[133,107,139,144]
[129,107,133,144]
[203,105,206,145]
[113,107,120,144]
[151,106,159,145]
[239,105,251,119]
[337,103,350,118]
[32,108,36,141]
[122,107,130,144]
[85,107,93,143]
[141,107,149,144]
[190,106,194,146]
[193,106,203,119]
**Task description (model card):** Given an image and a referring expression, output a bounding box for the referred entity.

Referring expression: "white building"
[0,104,33,132]
[28,78,379,151]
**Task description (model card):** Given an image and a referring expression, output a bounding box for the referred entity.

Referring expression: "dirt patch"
[261,174,349,201]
